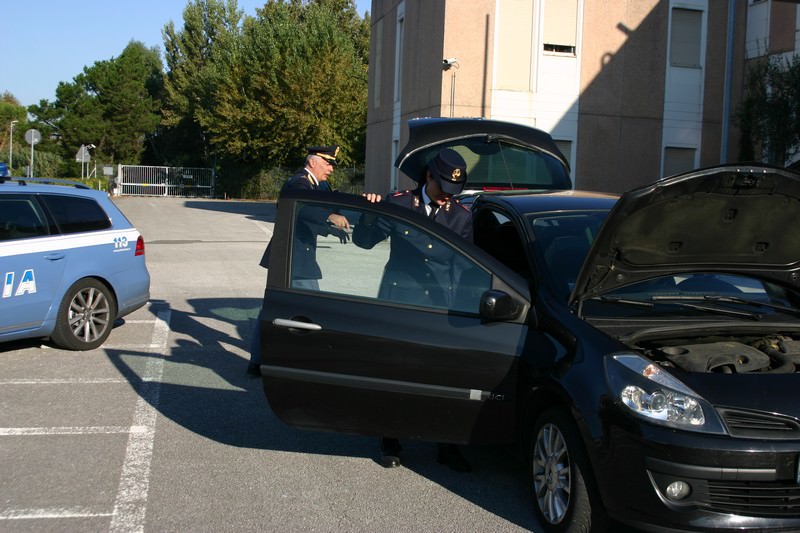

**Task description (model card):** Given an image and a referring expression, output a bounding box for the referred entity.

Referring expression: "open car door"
[260,189,534,445]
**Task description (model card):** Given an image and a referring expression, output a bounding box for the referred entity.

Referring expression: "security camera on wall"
[442,57,458,70]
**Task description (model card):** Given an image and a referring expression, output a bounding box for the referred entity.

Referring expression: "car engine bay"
[637,336,800,374]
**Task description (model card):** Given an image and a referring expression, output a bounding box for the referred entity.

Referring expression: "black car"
[258,164,800,532]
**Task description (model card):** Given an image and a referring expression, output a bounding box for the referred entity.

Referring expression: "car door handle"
[44,253,65,261]
[272,318,322,331]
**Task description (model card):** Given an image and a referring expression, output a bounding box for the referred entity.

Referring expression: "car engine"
[639,336,800,374]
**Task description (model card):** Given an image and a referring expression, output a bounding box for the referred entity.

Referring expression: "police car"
[1,177,150,350]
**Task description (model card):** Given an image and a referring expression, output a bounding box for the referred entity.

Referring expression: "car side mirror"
[479,289,521,321]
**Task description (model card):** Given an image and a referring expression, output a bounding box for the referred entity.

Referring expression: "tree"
[160,0,244,166]
[0,92,28,169]
[737,55,800,166]
[28,41,163,171]
[198,0,368,169]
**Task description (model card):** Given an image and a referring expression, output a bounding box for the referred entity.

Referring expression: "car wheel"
[51,278,117,351]
[531,407,606,533]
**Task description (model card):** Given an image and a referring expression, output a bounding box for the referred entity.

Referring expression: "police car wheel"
[51,278,117,351]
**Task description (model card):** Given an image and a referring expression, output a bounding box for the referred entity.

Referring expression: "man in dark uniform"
[248,145,350,375]
[355,148,472,308]
[268,145,350,289]
[353,148,473,472]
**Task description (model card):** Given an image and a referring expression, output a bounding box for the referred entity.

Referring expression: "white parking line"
[0,426,138,436]
[0,507,114,520]
[250,218,274,239]
[109,309,170,533]
[0,378,128,385]
[0,309,171,533]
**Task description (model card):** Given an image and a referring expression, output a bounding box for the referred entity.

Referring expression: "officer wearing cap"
[353,148,472,472]
[282,145,341,192]
[248,144,350,376]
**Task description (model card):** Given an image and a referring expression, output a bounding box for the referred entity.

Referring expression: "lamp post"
[442,58,459,117]
[9,120,18,173]
[87,144,96,179]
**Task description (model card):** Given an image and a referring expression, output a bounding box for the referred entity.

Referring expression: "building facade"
[364,0,796,194]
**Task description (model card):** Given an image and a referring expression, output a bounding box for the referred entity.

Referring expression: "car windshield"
[414,137,571,190]
[530,211,608,299]
[530,211,800,318]
[585,274,800,319]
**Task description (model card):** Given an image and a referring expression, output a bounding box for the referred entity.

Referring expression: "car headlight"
[605,353,726,434]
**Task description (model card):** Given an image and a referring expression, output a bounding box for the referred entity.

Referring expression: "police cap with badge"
[426,148,467,195]
[307,145,340,166]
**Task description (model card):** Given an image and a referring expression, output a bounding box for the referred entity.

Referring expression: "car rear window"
[39,194,111,234]
[411,138,571,190]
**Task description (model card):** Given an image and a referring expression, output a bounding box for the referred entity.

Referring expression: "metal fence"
[114,165,215,198]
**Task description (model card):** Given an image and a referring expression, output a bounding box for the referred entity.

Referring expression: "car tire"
[50,278,117,351]
[531,407,607,533]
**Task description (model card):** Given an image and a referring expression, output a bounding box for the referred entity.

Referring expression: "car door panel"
[0,196,66,336]
[261,191,533,445]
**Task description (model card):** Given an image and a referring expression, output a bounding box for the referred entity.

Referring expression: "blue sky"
[1,0,371,108]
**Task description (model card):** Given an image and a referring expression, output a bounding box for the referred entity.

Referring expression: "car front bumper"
[594,421,800,532]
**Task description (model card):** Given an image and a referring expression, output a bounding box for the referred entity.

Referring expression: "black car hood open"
[572,164,800,304]
[394,117,571,189]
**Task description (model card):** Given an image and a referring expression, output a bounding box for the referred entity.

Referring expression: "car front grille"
[707,480,800,516]
[719,407,800,439]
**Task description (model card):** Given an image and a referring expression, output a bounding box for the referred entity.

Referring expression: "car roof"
[0,177,106,198]
[472,188,619,214]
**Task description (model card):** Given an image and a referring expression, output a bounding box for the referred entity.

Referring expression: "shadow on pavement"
[103,297,546,531]
[183,199,277,223]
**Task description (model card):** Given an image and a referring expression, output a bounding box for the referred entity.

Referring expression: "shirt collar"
[305,168,320,186]
[421,185,432,206]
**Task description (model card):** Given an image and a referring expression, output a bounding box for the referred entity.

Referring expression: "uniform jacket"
[259,168,333,279]
[352,187,473,308]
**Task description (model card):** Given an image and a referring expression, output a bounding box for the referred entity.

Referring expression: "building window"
[393,5,404,104]
[373,18,383,109]
[670,8,703,68]
[663,147,696,177]
[543,0,578,55]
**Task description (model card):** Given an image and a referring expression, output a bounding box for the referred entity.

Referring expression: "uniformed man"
[353,148,473,472]
[248,145,350,376]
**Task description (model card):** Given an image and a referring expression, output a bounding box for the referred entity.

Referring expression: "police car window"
[39,194,111,234]
[0,197,49,241]
[292,201,492,314]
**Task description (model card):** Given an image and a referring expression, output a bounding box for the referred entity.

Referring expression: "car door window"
[0,196,49,241]
[39,194,111,234]
[291,201,492,314]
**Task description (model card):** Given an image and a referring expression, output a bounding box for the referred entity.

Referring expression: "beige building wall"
[577,1,667,192]
[366,0,748,194]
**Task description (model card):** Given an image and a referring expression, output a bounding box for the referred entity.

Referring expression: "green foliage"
[195,0,368,173]
[736,55,800,166]
[12,0,369,195]
[27,41,164,175]
[0,93,29,172]
[160,0,244,166]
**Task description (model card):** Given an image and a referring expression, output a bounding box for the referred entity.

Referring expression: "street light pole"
[9,120,17,173]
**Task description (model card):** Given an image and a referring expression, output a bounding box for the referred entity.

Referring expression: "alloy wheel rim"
[532,422,571,524]
[67,287,110,343]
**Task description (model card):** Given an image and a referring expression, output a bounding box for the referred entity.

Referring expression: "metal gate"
[114,165,215,198]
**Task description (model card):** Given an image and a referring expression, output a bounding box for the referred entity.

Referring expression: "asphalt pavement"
[0,196,542,532]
